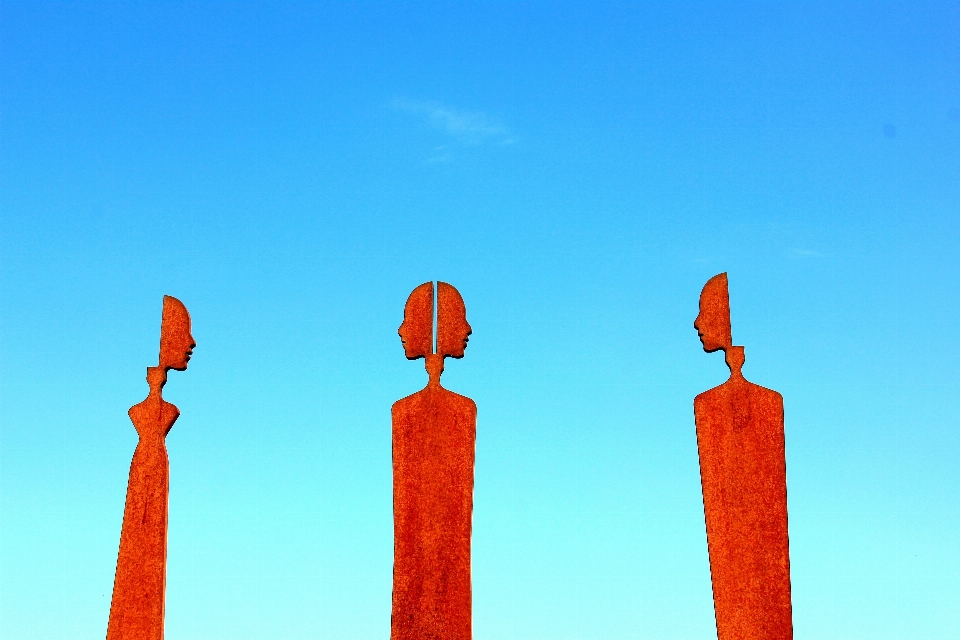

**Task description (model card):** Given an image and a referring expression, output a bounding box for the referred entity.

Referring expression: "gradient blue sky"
[2,2,958,638]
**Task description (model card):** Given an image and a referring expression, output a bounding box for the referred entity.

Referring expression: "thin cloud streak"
[392,98,514,146]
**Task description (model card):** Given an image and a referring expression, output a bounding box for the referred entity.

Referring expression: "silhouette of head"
[159,295,195,371]
[694,273,732,353]
[437,282,471,358]
[399,282,433,360]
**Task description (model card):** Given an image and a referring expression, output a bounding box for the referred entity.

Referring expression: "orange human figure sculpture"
[392,282,477,640]
[106,296,195,640]
[693,273,793,640]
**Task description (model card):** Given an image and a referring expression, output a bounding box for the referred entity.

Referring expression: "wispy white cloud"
[391,98,513,146]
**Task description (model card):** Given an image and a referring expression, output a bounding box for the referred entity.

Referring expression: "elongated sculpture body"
[693,274,792,640]
[392,282,476,640]
[107,296,195,640]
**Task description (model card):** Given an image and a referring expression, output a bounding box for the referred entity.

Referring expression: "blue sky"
[1,2,958,638]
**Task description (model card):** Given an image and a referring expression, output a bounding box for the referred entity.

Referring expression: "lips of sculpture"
[398,319,428,359]
[442,316,471,358]
[694,313,723,352]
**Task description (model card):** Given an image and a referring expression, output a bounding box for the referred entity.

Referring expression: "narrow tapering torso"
[106,390,179,640]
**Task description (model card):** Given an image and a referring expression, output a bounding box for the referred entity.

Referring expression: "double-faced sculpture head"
[398,281,471,363]
[159,295,195,372]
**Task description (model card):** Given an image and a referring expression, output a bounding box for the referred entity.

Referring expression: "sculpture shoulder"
[128,398,179,419]
[443,388,477,415]
[694,383,726,409]
[746,380,784,412]
[128,397,179,438]
[750,380,782,400]
[694,378,783,408]
[392,391,422,417]
[391,387,476,418]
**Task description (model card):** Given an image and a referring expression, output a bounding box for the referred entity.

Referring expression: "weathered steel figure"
[392,282,476,640]
[694,273,793,640]
[107,296,195,640]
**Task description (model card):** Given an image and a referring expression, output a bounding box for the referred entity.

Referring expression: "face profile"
[694,273,732,353]
[159,295,195,371]
[437,282,471,358]
[399,282,434,360]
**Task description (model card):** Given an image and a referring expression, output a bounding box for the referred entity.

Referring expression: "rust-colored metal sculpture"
[392,282,476,640]
[694,273,793,640]
[106,296,195,640]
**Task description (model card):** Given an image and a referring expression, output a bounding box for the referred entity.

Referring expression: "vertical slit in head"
[432,281,438,355]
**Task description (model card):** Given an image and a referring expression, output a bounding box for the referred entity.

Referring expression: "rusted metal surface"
[106,296,195,640]
[392,282,476,640]
[694,273,793,640]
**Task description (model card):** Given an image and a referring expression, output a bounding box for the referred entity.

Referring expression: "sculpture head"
[694,273,732,353]
[399,282,434,360]
[159,295,195,371]
[437,282,471,358]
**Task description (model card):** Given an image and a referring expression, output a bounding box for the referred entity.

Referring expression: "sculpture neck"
[146,366,168,399]
[724,346,746,380]
[425,354,444,388]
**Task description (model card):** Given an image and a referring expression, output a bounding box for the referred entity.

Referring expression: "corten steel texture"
[392,282,476,640]
[694,274,793,640]
[106,296,195,640]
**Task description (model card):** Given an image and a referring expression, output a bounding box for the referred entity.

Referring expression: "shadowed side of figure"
[107,296,195,640]
[693,273,793,640]
[392,282,476,640]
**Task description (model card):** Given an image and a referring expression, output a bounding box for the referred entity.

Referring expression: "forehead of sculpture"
[160,296,191,343]
[437,281,465,320]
